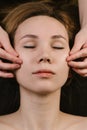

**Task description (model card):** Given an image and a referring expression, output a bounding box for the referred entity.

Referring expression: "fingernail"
[17,60,22,64]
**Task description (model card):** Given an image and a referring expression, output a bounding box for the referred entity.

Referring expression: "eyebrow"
[20,34,38,40]
[51,35,67,41]
[20,34,67,41]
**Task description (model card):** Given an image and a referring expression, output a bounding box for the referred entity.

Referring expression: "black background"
[0,0,87,117]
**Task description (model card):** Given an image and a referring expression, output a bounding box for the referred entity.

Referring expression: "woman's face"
[14,15,70,94]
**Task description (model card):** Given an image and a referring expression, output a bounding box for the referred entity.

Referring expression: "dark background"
[0,0,87,117]
[0,0,74,8]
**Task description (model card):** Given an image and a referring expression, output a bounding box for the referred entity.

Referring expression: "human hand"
[0,26,22,78]
[67,25,87,77]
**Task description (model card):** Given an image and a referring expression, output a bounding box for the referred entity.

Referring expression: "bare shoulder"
[61,112,87,130]
[0,116,14,130]
[70,114,87,128]
[0,112,20,130]
[0,121,14,130]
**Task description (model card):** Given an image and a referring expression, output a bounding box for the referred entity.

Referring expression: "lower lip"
[33,72,54,78]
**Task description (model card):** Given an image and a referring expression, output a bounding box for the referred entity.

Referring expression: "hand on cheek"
[66,46,87,77]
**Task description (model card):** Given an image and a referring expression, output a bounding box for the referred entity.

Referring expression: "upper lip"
[32,69,55,75]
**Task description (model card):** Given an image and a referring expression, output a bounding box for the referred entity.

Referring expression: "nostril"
[39,58,51,63]
[39,58,43,62]
[47,59,50,62]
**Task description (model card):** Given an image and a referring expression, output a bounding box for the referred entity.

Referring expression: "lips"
[32,69,55,77]
[33,69,55,74]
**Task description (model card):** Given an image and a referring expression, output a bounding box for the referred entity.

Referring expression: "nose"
[37,47,52,64]
[39,57,51,64]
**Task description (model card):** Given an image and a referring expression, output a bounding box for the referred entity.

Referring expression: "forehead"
[15,15,68,40]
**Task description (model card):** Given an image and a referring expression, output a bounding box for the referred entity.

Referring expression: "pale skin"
[0,0,87,77]
[0,15,87,130]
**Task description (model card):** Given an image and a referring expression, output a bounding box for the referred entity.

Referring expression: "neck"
[18,87,61,130]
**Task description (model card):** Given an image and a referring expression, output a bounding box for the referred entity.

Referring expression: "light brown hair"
[1,1,78,49]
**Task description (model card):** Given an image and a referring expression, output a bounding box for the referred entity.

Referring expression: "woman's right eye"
[22,40,36,49]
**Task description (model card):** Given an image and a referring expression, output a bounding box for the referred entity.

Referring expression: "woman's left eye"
[53,46,64,49]
[23,46,35,48]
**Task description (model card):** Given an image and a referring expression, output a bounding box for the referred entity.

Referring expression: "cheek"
[57,50,69,65]
[55,61,69,88]
[58,58,69,76]
[56,51,70,79]
[15,60,31,87]
[15,52,31,79]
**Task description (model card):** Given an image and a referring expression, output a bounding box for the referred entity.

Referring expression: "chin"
[29,84,60,95]
[32,89,56,95]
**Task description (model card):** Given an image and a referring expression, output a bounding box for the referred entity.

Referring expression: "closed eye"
[53,46,64,49]
[23,46,35,48]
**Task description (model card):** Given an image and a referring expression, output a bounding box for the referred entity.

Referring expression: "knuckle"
[81,51,87,57]
[0,49,6,58]
[81,48,87,57]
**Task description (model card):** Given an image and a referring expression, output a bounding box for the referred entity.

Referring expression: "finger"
[68,60,87,69]
[72,68,87,77]
[0,71,14,78]
[0,60,21,70]
[67,48,87,61]
[0,26,18,56]
[70,33,85,54]
[0,48,22,64]
[82,42,87,48]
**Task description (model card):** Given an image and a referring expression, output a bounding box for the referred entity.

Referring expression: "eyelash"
[23,46,64,49]
[23,46,35,48]
[53,46,64,49]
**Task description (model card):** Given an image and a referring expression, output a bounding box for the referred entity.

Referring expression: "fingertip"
[66,55,73,61]
[66,56,70,61]
[69,51,74,55]
[66,58,70,61]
